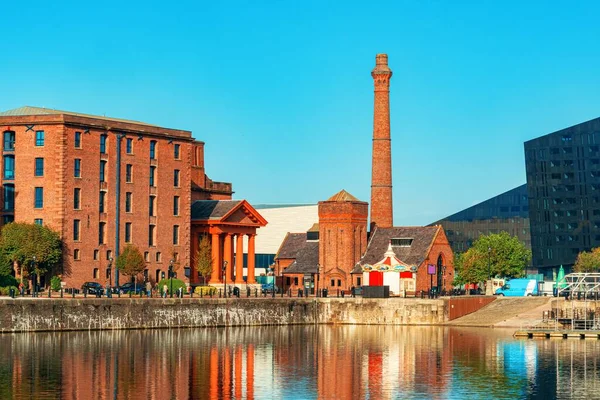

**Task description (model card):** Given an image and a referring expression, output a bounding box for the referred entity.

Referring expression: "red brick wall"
[415,227,455,293]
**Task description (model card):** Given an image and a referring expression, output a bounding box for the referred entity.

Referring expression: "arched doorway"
[436,254,444,293]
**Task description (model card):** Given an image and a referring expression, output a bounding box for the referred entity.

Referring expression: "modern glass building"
[524,117,600,277]
[431,184,531,254]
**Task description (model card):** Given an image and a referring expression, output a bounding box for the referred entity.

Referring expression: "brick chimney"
[370,53,393,230]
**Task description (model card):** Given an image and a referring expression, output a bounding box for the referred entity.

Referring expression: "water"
[1,326,599,399]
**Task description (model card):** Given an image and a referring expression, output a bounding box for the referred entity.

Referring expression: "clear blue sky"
[3,1,600,225]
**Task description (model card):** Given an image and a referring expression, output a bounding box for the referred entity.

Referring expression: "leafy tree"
[0,223,62,280]
[573,247,600,272]
[115,245,146,278]
[453,231,531,285]
[194,235,213,284]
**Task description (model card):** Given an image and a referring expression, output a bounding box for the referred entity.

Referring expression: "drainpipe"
[115,133,125,287]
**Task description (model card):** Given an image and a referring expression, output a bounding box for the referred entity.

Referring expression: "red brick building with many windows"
[0,106,237,288]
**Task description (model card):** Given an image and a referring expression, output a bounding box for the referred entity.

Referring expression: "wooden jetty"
[514,330,600,339]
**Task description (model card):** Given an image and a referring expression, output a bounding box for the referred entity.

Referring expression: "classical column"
[235,234,244,283]
[224,233,233,283]
[209,233,221,284]
[247,234,256,283]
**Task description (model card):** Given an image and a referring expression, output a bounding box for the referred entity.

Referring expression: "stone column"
[224,233,233,283]
[235,234,244,283]
[247,234,256,283]
[209,233,221,284]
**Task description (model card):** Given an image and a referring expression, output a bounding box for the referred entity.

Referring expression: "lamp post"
[487,246,491,295]
[32,255,37,297]
[108,256,114,287]
[169,259,174,298]
[222,260,228,298]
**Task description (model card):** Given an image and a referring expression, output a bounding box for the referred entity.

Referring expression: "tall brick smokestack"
[370,53,393,230]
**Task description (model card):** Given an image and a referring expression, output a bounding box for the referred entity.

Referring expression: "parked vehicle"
[81,282,104,295]
[119,282,144,295]
[261,283,278,294]
[495,279,538,297]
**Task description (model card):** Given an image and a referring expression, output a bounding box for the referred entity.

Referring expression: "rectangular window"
[99,222,106,244]
[126,138,133,154]
[35,130,44,146]
[34,187,43,208]
[73,219,81,241]
[100,134,107,154]
[74,159,81,178]
[173,196,179,216]
[74,188,81,210]
[94,249,99,260]
[156,252,162,262]
[93,268,99,279]
[34,158,44,176]
[125,164,132,183]
[125,192,132,213]
[149,225,156,246]
[173,225,179,245]
[150,166,156,187]
[174,144,180,159]
[3,131,15,151]
[144,252,149,262]
[107,250,112,260]
[99,191,106,213]
[330,279,335,287]
[125,222,132,243]
[150,141,157,159]
[34,218,43,226]
[149,196,156,216]
[3,184,14,211]
[75,131,81,148]
[174,170,180,187]
[4,156,15,180]
[391,238,413,247]
[74,249,80,260]
[337,279,341,287]
[100,160,107,182]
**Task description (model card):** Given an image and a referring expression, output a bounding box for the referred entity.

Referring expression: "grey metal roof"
[191,200,242,220]
[0,106,159,127]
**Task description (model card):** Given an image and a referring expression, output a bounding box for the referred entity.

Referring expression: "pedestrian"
[163,283,168,298]
[146,281,152,298]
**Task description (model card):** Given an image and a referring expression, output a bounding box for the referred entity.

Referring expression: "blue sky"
[2,1,600,225]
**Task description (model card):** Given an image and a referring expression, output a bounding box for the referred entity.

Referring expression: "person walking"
[146,281,152,298]
[163,283,168,298]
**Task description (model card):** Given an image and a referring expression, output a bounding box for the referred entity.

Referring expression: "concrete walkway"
[448,296,553,328]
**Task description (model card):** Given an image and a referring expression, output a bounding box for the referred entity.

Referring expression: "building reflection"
[2,326,600,398]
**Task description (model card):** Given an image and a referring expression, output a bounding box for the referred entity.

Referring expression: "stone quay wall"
[0,297,466,333]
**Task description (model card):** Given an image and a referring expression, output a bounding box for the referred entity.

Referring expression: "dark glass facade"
[431,184,531,254]
[524,117,600,276]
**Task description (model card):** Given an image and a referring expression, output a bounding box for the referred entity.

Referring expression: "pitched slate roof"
[0,106,159,127]
[352,226,440,273]
[276,233,308,259]
[191,200,242,220]
[277,232,319,274]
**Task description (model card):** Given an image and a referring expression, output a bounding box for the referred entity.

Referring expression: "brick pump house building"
[0,106,266,289]
[275,54,454,296]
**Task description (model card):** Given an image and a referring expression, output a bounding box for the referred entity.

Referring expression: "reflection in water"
[1,326,600,399]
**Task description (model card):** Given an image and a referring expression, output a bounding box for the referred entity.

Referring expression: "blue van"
[495,279,538,297]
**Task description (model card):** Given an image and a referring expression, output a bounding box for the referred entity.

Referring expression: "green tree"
[573,247,600,272]
[115,245,146,278]
[453,231,531,285]
[194,235,213,284]
[0,222,62,280]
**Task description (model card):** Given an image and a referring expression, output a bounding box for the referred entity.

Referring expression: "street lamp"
[222,260,228,298]
[169,259,174,298]
[487,246,491,295]
[32,255,37,297]
[108,256,114,287]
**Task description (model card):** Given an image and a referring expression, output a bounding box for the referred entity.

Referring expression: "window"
[74,159,81,178]
[330,279,335,287]
[294,277,298,285]
[126,164,132,182]
[150,140,157,159]
[173,196,179,216]
[35,131,44,146]
[337,279,341,287]
[149,225,156,246]
[73,219,81,241]
[126,138,132,154]
[34,218,43,226]
[174,170,180,187]
[74,249,80,260]
[99,191,106,213]
[93,249,99,260]
[34,187,43,208]
[125,192,132,212]
[391,238,413,247]
[144,269,149,281]
[125,222,132,243]
[75,131,81,148]
[173,225,179,245]
[144,251,149,262]
[156,252,162,262]
[74,188,81,210]
[174,144,180,159]
[149,196,156,216]
[150,166,156,187]
[93,268,99,279]
[3,131,15,151]
[357,277,362,286]
[3,215,14,224]
[173,252,179,262]
[3,184,14,211]
[4,155,14,179]
[99,222,106,244]
[100,160,107,182]
[107,250,112,260]
[34,158,44,176]
[106,267,111,279]
[100,134,107,154]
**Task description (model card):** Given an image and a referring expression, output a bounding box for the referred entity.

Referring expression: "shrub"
[157,278,187,295]
[0,286,18,296]
[50,276,62,292]
[194,286,217,296]
[0,275,17,287]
